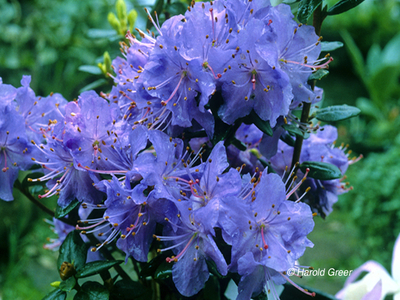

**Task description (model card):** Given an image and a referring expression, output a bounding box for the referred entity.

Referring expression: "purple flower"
[268,125,357,216]
[30,121,104,207]
[156,200,228,297]
[0,104,33,201]
[227,172,314,298]
[218,18,292,126]
[62,91,124,171]
[13,76,67,143]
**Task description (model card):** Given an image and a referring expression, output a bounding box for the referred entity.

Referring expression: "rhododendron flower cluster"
[0,0,358,299]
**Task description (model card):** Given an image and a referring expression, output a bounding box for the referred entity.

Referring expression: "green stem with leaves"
[290,3,324,172]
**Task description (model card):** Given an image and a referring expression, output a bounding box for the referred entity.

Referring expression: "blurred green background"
[1,0,400,298]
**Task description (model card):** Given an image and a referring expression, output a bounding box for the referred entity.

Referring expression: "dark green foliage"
[315,105,361,122]
[42,289,67,300]
[327,0,365,16]
[340,144,400,270]
[74,281,110,300]
[110,279,152,300]
[55,199,80,219]
[57,231,88,272]
[300,161,342,180]
[297,0,322,24]
[75,260,124,278]
[308,69,329,81]
[0,0,120,100]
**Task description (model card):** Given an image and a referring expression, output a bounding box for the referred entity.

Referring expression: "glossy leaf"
[87,29,118,39]
[59,276,76,292]
[55,199,80,219]
[300,161,342,180]
[230,137,247,151]
[140,253,168,278]
[75,260,123,278]
[321,41,344,52]
[282,124,310,139]
[246,110,273,136]
[327,0,364,16]
[110,279,152,300]
[154,261,173,280]
[297,0,322,24]
[57,230,88,271]
[78,65,102,75]
[308,69,329,81]
[73,282,109,300]
[315,105,361,122]
[42,289,67,300]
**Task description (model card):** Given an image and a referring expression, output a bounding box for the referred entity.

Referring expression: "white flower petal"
[392,233,400,282]
[336,261,400,300]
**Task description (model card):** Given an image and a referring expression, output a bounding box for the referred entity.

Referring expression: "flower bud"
[127,9,138,33]
[107,12,120,33]
[59,261,76,281]
[103,51,112,75]
[116,0,127,33]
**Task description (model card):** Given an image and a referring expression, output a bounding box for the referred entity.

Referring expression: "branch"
[289,3,323,177]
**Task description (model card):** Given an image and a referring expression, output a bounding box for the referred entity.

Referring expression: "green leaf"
[300,161,342,180]
[206,260,224,279]
[79,79,108,93]
[308,69,329,81]
[59,276,76,292]
[230,137,247,151]
[356,97,382,121]
[297,0,322,24]
[55,199,80,219]
[154,261,173,280]
[246,110,273,136]
[340,30,365,82]
[57,230,88,271]
[75,260,123,278]
[111,279,152,300]
[139,253,168,278]
[366,44,382,77]
[42,289,67,300]
[203,275,221,300]
[320,41,343,52]
[87,29,118,39]
[367,65,400,107]
[282,124,310,139]
[73,282,109,300]
[382,33,400,66]
[327,0,365,16]
[78,65,102,75]
[315,105,361,122]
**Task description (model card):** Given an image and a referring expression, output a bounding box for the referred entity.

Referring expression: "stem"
[15,179,78,227]
[15,179,55,217]
[289,3,323,177]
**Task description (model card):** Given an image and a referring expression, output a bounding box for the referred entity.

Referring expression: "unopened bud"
[108,12,121,33]
[127,10,138,33]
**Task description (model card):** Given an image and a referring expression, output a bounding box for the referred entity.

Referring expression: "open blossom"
[267,125,358,217]
[0,104,33,201]
[224,171,315,299]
